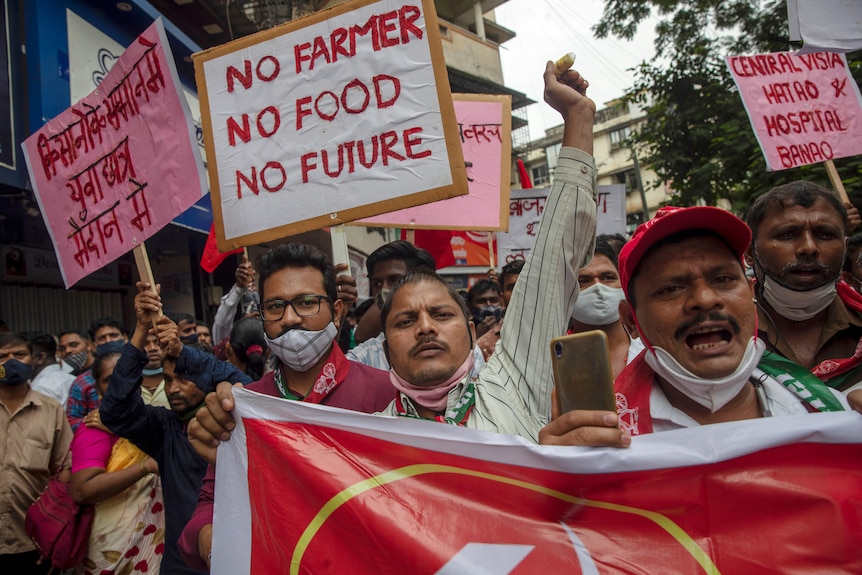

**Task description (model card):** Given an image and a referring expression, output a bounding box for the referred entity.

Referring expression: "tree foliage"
[595,0,862,213]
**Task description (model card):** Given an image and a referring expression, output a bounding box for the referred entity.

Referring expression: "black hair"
[229,317,268,381]
[627,229,740,310]
[746,181,847,240]
[28,333,57,358]
[0,331,30,352]
[168,312,196,326]
[597,233,628,256]
[467,279,502,308]
[352,297,375,319]
[365,240,436,278]
[381,270,470,337]
[88,317,125,341]
[257,243,336,302]
[845,233,862,272]
[500,260,525,288]
[58,329,90,342]
[92,350,122,382]
[594,238,619,269]
[195,320,210,329]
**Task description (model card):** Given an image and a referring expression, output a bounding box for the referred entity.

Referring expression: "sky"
[495,0,658,141]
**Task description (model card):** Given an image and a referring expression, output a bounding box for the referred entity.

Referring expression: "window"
[609,126,631,150]
[532,164,549,186]
[614,169,638,193]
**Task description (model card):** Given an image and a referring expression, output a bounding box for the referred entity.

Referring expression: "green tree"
[595,0,862,213]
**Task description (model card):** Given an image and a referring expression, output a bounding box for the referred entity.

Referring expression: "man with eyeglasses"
[179,242,393,571]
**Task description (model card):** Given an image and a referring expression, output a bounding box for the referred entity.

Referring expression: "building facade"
[519,98,674,235]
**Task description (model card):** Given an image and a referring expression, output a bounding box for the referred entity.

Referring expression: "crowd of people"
[1,62,861,574]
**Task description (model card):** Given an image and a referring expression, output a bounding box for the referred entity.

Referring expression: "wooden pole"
[132,242,162,330]
[405,229,416,245]
[824,160,850,204]
[330,224,351,276]
[487,231,496,270]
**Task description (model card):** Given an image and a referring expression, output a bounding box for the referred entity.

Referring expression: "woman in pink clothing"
[70,351,165,574]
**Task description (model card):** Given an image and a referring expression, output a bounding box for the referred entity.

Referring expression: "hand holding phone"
[550,331,617,414]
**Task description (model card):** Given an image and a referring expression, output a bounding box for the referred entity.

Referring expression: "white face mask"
[571,283,625,326]
[761,274,836,321]
[644,336,766,413]
[265,322,337,372]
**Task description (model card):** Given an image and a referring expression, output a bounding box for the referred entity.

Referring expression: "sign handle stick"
[824,160,850,204]
[487,232,496,270]
[405,229,416,245]
[132,243,162,332]
[331,224,351,277]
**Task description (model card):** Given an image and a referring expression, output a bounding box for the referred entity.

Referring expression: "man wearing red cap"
[540,206,850,446]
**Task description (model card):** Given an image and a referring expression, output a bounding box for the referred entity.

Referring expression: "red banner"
[212,392,862,574]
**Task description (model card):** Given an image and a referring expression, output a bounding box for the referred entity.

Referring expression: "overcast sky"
[495,0,658,141]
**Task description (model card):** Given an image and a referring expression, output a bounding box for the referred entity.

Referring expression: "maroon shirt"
[178,355,393,570]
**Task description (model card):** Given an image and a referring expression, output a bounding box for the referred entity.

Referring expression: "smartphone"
[550,330,617,414]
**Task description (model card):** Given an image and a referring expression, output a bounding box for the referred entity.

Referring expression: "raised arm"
[480,62,598,438]
[99,282,168,455]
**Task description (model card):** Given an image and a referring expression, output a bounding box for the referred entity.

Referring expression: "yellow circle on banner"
[289,463,720,575]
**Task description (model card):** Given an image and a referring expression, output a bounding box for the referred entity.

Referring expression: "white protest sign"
[787,0,862,54]
[498,185,626,265]
[194,0,467,251]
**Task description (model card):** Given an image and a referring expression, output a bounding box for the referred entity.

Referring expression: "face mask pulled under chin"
[0,359,34,386]
[644,336,766,413]
[571,283,625,326]
[761,273,836,321]
[266,322,337,372]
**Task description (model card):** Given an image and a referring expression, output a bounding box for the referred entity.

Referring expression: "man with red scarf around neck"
[188,61,597,445]
[540,206,851,447]
[179,243,394,570]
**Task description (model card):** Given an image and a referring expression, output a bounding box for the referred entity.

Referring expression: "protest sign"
[213,390,862,574]
[358,93,511,230]
[726,51,862,171]
[498,185,626,265]
[21,20,206,288]
[194,0,467,251]
[787,0,862,54]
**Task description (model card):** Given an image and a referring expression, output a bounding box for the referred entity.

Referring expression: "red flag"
[213,395,862,575]
[517,158,533,189]
[401,229,456,269]
[200,222,242,273]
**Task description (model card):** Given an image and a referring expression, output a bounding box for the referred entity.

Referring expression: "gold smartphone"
[550,330,617,414]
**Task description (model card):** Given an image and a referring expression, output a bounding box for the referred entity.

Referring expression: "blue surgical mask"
[0,359,33,386]
[181,333,199,345]
[96,340,126,357]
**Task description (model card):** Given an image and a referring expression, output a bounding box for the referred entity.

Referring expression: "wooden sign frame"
[193,0,467,251]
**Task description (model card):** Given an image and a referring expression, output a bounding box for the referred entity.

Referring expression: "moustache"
[674,312,741,341]
[409,336,449,356]
[168,393,186,402]
[781,260,834,275]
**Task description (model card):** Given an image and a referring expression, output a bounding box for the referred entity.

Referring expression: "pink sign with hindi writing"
[356,94,511,231]
[21,20,206,287]
[726,51,862,171]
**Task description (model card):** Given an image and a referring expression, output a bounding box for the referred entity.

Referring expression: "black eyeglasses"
[259,295,332,322]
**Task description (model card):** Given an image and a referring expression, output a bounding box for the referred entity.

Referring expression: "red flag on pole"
[401,229,456,269]
[200,222,243,273]
[517,158,533,189]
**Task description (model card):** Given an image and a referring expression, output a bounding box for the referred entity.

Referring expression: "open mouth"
[685,326,733,351]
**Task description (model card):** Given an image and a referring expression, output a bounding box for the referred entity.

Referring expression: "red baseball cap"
[618,206,751,299]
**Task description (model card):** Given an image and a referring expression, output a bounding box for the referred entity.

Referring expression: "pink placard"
[356,94,511,230]
[726,51,862,171]
[21,20,206,287]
